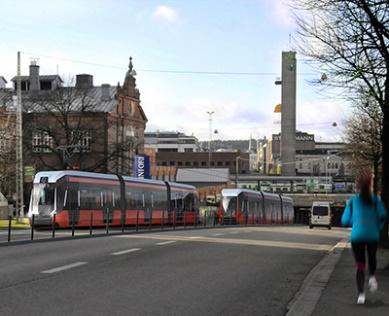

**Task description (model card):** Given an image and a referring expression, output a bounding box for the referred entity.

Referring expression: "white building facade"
[145,131,199,153]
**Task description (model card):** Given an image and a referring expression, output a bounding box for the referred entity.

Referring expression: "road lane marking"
[188,236,202,239]
[41,262,87,274]
[112,248,141,256]
[229,231,239,234]
[117,234,334,251]
[212,233,224,236]
[156,241,177,246]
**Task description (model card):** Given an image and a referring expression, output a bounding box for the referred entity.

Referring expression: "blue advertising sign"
[134,155,150,179]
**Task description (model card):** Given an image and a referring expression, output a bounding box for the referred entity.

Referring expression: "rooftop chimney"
[76,74,93,89]
[29,60,40,91]
[101,84,111,101]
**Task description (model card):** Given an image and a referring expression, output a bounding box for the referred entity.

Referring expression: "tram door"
[143,191,153,222]
[101,190,114,224]
[243,199,249,224]
[66,186,80,225]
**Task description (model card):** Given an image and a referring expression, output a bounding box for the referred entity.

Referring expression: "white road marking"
[156,240,177,246]
[188,236,202,239]
[112,248,141,256]
[118,234,334,251]
[229,231,239,234]
[41,262,87,274]
[212,233,224,236]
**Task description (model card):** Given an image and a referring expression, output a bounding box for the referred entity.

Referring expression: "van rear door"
[311,204,330,226]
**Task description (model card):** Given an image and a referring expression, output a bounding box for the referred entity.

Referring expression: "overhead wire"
[21,51,317,77]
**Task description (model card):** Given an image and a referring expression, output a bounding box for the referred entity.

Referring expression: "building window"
[178,161,183,166]
[193,161,199,167]
[169,161,175,166]
[71,130,92,152]
[184,148,193,152]
[185,161,191,166]
[32,131,53,153]
[201,161,207,166]
[299,163,303,169]
[210,161,215,166]
[225,161,231,166]
[217,161,223,166]
[40,80,52,90]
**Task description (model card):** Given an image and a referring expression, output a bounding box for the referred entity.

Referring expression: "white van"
[309,201,332,229]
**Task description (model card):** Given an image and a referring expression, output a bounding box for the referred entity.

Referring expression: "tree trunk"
[380,108,389,244]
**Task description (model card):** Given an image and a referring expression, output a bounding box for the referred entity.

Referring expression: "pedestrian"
[341,169,387,305]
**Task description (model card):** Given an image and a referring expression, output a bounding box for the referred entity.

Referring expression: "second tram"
[220,188,294,225]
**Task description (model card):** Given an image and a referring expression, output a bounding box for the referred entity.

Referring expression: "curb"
[285,238,349,316]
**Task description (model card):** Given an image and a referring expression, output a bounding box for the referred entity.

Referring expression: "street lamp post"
[206,111,215,168]
[235,156,240,188]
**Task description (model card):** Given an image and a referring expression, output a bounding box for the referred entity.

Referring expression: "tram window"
[102,191,113,208]
[154,191,167,210]
[126,191,133,208]
[177,198,184,211]
[65,188,78,209]
[56,182,67,211]
[79,188,102,210]
[184,193,194,211]
[126,188,144,210]
[38,184,55,206]
[113,188,121,209]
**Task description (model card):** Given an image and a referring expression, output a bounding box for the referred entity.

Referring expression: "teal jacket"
[341,194,387,242]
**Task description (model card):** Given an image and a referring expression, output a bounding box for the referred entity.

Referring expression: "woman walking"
[341,170,387,304]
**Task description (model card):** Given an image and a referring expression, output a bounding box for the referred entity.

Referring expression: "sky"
[0,0,350,142]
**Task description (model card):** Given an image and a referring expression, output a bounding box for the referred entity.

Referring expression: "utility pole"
[206,111,214,168]
[235,156,240,188]
[15,51,24,222]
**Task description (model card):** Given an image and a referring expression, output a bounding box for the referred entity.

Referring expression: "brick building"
[0,58,147,198]
[155,151,250,175]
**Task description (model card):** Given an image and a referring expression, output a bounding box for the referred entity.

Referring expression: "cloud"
[266,0,295,28]
[153,5,178,23]
[143,94,273,141]
[297,100,347,141]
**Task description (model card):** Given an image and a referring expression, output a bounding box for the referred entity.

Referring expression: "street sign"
[24,166,35,183]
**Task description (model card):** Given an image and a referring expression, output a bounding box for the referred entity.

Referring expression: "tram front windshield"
[222,196,237,216]
[29,183,55,216]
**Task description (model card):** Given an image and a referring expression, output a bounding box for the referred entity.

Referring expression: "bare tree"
[0,127,15,199]
[22,84,131,173]
[345,101,382,192]
[293,0,389,242]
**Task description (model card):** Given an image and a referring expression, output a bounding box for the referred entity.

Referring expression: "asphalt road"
[0,226,348,316]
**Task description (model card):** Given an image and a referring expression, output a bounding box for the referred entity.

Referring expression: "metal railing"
[0,210,295,244]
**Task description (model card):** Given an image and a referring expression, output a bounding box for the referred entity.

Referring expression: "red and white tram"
[28,170,199,228]
[219,188,294,225]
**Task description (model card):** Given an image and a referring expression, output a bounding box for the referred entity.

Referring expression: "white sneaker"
[368,276,378,292]
[357,293,366,305]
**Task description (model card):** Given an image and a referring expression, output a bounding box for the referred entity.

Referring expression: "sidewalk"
[311,246,389,315]
[0,218,30,229]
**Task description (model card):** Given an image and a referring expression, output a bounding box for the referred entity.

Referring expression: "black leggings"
[351,242,378,293]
